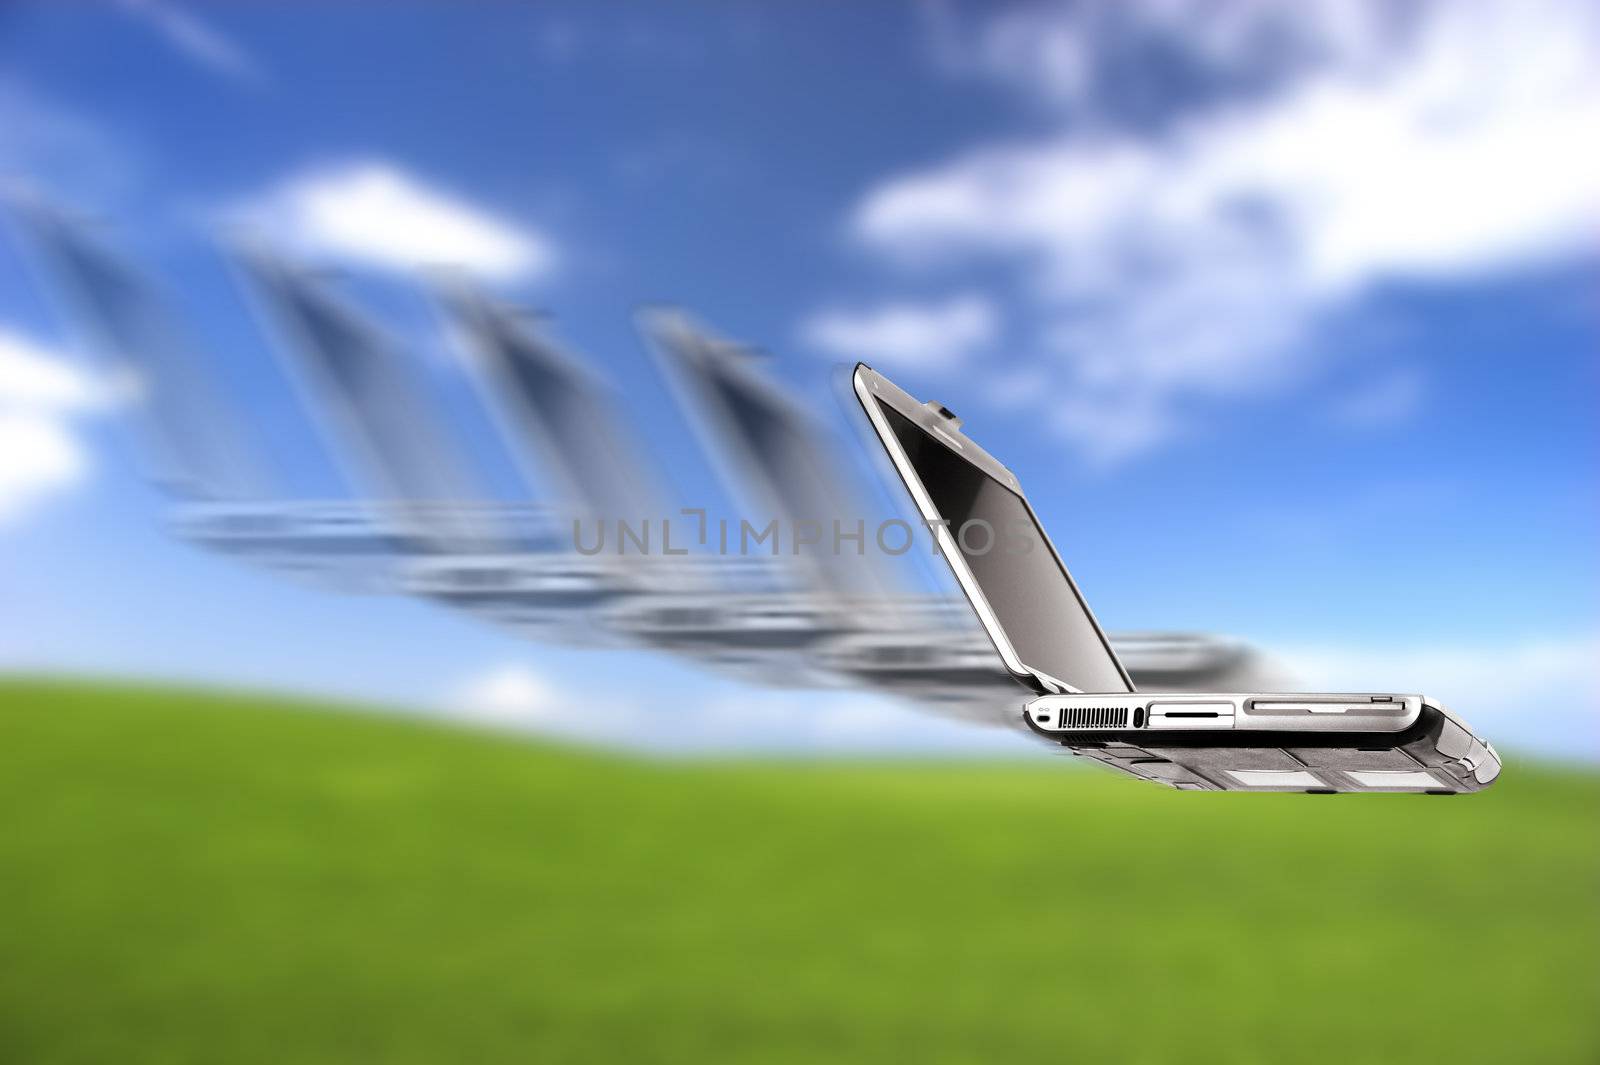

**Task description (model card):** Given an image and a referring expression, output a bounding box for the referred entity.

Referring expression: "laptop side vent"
[1056,706,1131,730]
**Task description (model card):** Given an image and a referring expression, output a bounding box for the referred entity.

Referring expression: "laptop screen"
[879,401,1131,693]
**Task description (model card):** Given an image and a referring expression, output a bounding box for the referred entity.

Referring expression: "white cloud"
[801,293,997,372]
[0,330,110,411]
[116,0,265,87]
[1049,394,1181,469]
[452,662,564,726]
[239,160,557,282]
[0,412,88,526]
[943,1,1404,114]
[850,0,1600,462]
[0,329,111,527]
[980,364,1053,412]
[1282,632,1600,760]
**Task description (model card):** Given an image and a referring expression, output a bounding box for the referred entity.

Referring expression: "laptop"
[853,364,1501,793]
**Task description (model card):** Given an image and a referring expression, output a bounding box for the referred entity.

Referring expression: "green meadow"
[1,678,1595,1064]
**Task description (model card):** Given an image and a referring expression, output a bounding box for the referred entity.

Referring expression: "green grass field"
[0,678,1595,1064]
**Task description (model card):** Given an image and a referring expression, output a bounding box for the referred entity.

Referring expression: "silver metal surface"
[1025,693,1423,734]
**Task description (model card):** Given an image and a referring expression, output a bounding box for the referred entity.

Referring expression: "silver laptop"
[853,364,1500,793]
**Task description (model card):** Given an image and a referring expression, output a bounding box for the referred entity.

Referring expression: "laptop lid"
[853,364,1134,695]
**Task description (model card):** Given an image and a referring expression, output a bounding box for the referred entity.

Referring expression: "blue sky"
[0,1,1595,757]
